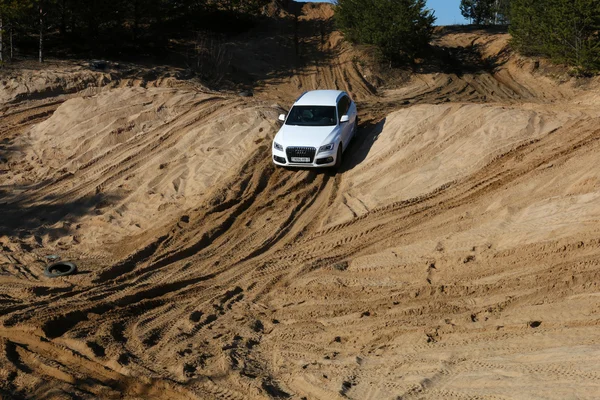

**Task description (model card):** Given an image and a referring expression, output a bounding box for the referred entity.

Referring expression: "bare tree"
[190,32,232,86]
[1,11,4,63]
[39,0,44,62]
[0,0,22,62]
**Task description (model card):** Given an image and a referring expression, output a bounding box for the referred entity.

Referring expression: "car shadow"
[278,117,385,176]
[340,118,386,173]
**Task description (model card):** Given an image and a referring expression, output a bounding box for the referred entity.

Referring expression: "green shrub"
[335,0,436,65]
[510,0,600,72]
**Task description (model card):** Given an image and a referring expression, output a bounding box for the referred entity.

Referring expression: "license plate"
[291,157,310,163]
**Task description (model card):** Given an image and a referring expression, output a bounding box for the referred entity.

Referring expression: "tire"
[44,261,77,278]
[334,144,343,170]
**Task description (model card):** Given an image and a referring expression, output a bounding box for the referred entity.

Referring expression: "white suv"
[272,90,358,169]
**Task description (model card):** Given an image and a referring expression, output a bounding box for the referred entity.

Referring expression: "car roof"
[294,90,346,106]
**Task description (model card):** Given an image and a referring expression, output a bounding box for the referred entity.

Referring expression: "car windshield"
[285,106,337,127]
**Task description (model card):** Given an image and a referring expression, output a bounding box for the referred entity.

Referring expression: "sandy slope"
[2,3,600,400]
[325,102,593,225]
[4,87,279,260]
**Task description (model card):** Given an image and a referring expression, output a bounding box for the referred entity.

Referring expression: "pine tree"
[492,0,511,24]
[509,0,543,53]
[1,0,11,62]
[38,0,43,62]
[460,0,493,24]
[1,5,4,63]
[0,0,26,62]
[460,0,511,25]
[510,0,600,71]
[336,0,436,64]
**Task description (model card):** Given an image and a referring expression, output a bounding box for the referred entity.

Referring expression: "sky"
[296,0,469,26]
[426,0,469,26]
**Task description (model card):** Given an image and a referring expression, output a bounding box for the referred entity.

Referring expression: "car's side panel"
[337,95,352,151]
[349,101,358,142]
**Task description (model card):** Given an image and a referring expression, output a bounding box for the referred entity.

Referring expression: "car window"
[337,96,349,120]
[285,106,337,127]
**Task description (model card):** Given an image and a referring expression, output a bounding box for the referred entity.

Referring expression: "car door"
[337,95,351,149]
[347,98,357,141]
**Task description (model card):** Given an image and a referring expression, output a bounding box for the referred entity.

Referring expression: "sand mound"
[0,64,107,105]
[2,87,280,261]
[0,61,200,106]
[363,27,577,121]
[326,102,587,224]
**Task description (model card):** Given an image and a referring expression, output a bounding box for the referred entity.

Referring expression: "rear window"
[285,106,337,127]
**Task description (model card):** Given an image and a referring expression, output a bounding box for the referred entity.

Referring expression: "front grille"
[286,146,316,163]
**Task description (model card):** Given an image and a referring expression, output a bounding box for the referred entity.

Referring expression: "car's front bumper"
[272,148,336,168]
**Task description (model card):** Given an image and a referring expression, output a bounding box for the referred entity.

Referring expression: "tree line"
[2,0,599,73]
[0,0,271,64]
[510,0,600,72]
[335,0,435,65]
[460,0,600,71]
[460,0,511,25]
[335,0,600,72]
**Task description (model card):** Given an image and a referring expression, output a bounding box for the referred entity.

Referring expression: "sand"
[2,3,600,399]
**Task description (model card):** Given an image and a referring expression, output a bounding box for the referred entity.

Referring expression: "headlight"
[318,143,335,153]
[274,142,283,151]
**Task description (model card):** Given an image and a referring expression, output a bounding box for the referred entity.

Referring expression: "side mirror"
[340,115,350,123]
[278,114,286,122]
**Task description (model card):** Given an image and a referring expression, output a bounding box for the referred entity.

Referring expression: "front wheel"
[334,144,343,170]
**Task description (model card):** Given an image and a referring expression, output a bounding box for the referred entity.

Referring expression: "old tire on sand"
[44,262,77,278]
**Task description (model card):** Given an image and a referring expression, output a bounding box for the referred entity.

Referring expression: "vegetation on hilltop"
[460,0,511,25]
[459,0,600,73]
[510,0,600,73]
[0,0,271,63]
[1,0,599,75]
[335,0,436,65]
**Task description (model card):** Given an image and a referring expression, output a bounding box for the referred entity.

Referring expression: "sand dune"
[3,88,279,259]
[2,3,600,399]
[327,102,596,224]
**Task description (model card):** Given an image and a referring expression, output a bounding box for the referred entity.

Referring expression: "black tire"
[44,261,77,278]
[334,144,343,170]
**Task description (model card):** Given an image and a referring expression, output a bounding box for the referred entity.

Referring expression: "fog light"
[316,157,334,165]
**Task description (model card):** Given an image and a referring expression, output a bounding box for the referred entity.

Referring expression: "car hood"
[276,124,337,148]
